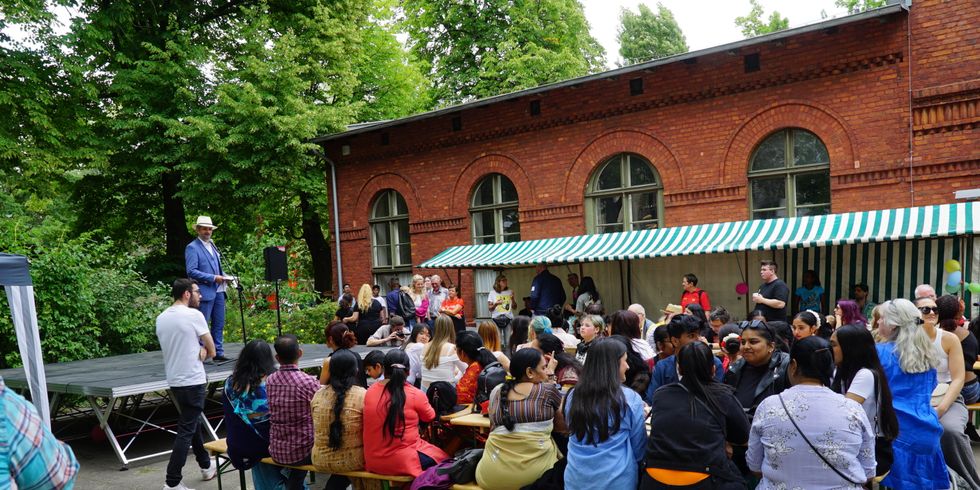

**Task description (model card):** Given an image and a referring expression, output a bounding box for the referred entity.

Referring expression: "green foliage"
[735,0,790,38]
[617,3,688,65]
[224,300,338,346]
[403,0,606,105]
[836,0,887,14]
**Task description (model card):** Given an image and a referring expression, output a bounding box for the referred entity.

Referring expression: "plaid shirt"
[265,365,319,464]
[0,377,79,489]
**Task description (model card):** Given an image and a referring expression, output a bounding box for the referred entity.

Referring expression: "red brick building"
[315,0,980,319]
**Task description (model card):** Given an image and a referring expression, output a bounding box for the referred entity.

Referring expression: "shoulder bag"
[778,394,864,486]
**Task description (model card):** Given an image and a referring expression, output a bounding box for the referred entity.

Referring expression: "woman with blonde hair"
[409,275,430,328]
[487,273,515,349]
[478,320,510,371]
[347,284,384,345]
[420,314,467,391]
[876,299,949,489]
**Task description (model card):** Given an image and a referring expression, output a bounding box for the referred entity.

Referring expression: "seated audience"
[835,299,867,328]
[320,321,364,387]
[362,350,385,387]
[611,309,655,361]
[575,314,605,364]
[684,303,712,343]
[0,377,79,489]
[546,304,580,348]
[791,310,822,341]
[363,349,448,477]
[267,334,320,490]
[918,295,980,487]
[938,295,979,405]
[565,340,648,490]
[876,298,950,488]
[478,320,510,372]
[747,336,875,488]
[401,323,431,386]
[311,350,367,490]
[420,315,467,391]
[645,342,749,489]
[629,303,655,342]
[720,331,741,373]
[646,315,724,404]
[534,333,583,386]
[475,349,563,490]
[708,306,735,341]
[830,323,899,478]
[365,315,408,347]
[221,340,280,490]
[651,325,673,365]
[455,331,499,404]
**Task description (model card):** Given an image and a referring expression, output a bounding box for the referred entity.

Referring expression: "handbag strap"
[777,394,863,486]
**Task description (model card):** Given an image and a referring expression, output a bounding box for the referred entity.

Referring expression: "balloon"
[735,282,749,295]
[969,282,980,294]
[946,271,962,286]
[944,259,961,273]
[944,283,961,294]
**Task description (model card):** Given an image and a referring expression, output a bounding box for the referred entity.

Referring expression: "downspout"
[312,149,344,295]
[905,3,914,206]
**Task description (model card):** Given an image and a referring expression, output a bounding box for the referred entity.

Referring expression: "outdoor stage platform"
[0,343,384,469]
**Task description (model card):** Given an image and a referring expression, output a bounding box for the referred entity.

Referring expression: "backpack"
[399,290,417,321]
[473,362,507,413]
[426,381,459,417]
[409,459,455,490]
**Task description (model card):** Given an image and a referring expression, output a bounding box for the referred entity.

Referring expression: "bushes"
[224,291,337,345]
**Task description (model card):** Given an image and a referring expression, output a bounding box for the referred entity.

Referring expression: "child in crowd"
[363,350,385,387]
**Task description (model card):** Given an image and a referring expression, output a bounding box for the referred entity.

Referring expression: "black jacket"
[723,351,791,418]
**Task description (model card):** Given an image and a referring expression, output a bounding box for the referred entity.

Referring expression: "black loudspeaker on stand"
[263,246,287,337]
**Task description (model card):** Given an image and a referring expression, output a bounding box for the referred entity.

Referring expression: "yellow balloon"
[944,259,961,273]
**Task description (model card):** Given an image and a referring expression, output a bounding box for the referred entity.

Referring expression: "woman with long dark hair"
[610,309,655,361]
[508,315,532,356]
[572,276,601,314]
[221,339,281,489]
[645,342,749,489]
[319,321,363,386]
[609,334,651,397]
[564,340,648,490]
[830,323,899,477]
[311,350,367,490]
[684,303,711,342]
[455,331,499,404]
[401,323,431,386]
[475,349,563,490]
[534,333,583,386]
[747,336,875,488]
[362,349,447,477]
[792,310,825,341]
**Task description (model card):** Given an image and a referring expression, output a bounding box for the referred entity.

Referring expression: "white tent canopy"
[0,253,50,427]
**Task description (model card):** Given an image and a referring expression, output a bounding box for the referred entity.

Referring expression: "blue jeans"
[166,385,211,487]
[251,460,309,490]
[198,292,226,355]
[963,380,980,405]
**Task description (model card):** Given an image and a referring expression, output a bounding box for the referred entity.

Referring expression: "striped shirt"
[489,382,562,428]
[266,365,319,464]
[0,377,79,489]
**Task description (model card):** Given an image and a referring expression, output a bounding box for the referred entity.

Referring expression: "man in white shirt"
[427,275,449,325]
[156,278,217,490]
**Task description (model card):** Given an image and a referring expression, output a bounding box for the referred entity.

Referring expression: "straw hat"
[194,216,218,229]
[661,303,683,315]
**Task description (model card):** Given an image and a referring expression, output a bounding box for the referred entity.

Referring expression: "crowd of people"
[151,256,980,490]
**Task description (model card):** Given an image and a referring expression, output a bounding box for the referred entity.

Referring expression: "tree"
[617,3,688,66]
[836,0,887,14]
[735,0,790,38]
[403,0,605,106]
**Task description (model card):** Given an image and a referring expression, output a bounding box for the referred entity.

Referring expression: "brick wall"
[322,1,980,310]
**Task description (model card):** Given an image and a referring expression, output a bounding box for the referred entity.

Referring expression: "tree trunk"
[299,192,333,298]
[162,169,191,264]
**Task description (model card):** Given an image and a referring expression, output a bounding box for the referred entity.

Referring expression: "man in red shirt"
[679,273,711,312]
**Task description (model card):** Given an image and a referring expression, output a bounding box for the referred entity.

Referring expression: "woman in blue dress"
[875,299,950,489]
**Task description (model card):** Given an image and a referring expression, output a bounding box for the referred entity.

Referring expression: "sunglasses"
[918,306,939,314]
[739,319,774,338]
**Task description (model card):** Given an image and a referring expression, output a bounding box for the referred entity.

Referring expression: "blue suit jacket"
[185,239,224,301]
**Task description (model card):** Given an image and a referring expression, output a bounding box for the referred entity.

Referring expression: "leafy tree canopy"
[735,0,790,38]
[617,2,688,66]
[836,0,887,14]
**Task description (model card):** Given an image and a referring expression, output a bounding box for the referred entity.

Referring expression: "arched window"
[470,174,520,244]
[586,153,663,233]
[749,128,831,219]
[369,190,411,272]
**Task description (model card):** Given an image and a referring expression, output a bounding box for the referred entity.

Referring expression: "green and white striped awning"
[420,202,980,269]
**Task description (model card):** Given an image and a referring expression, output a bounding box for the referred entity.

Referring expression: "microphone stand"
[234,277,248,344]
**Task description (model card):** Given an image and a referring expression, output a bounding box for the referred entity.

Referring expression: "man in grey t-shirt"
[156,279,217,490]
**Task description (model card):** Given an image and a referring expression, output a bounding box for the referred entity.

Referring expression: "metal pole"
[236,281,247,344]
[627,259,633,305]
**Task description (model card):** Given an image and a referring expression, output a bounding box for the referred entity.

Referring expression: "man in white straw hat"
[184,216,230,361]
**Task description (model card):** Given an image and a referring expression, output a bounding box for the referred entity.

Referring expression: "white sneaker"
[200,458,217,481]
[163,482,194,490]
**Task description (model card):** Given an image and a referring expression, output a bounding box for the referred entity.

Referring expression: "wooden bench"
[203,438,245,490]
[451,483,482,490]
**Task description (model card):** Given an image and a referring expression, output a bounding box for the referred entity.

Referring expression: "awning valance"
[420,202,979,269]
